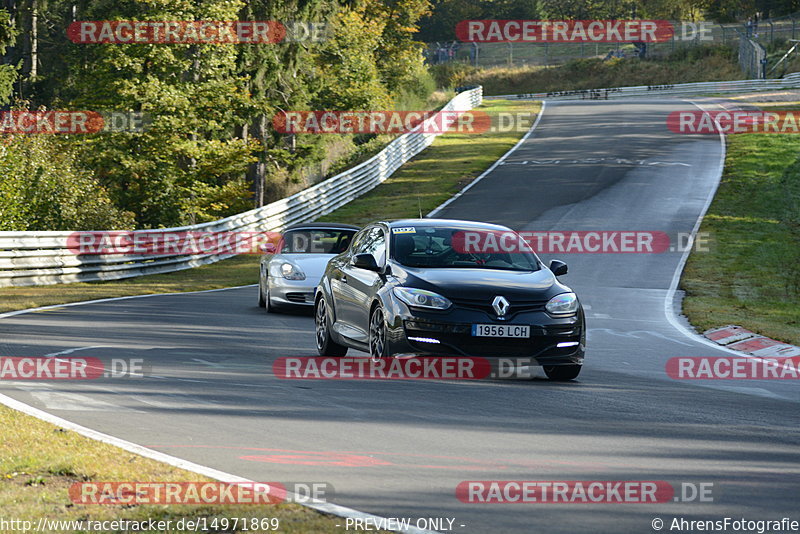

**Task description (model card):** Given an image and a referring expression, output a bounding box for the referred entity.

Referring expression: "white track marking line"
[126,393,220,409]
[700,385,790,401]
[12,385,143,412]
[427,100,547,217]
[44,345,105,357]
[663,101,749,357]
[190,358,223,368]
[73,383,224,408]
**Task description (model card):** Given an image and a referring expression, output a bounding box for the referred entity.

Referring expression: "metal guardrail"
[485,74,800,101]
[0,87,483,287]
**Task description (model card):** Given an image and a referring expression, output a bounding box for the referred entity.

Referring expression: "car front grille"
[448,296,548,318]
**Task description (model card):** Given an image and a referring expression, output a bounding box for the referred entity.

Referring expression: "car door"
[335,226,386,341]
[329,229,363,333]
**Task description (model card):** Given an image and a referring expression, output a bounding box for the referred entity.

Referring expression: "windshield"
[280,229,355,254]
[390,226,540,271]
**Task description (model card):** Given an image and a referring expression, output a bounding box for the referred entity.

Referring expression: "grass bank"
[681,130,800,345]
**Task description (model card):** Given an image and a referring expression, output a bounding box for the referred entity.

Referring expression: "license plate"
[472,324,530,338]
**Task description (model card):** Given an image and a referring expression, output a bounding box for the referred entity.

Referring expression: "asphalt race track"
[1,100,798,534]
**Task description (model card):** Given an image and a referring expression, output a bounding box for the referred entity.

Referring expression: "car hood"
[270,254,333,282]
[396,265,562,300]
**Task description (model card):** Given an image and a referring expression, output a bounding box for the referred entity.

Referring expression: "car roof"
[381,218,513,232]
[283,223,360,231]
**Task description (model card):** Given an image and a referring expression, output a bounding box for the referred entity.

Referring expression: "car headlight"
[546,292,579,316]
[280,262,306,280]
[393,287,451,310]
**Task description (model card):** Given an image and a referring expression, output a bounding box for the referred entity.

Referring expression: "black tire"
[543,364,582,381]
[265,283,276,313]
[315,296,348,357]
[257,272,266,308]
[368,305,389,362]
[261,275,279,313]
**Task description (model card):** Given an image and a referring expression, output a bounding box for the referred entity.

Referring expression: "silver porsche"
[258,223,359,312]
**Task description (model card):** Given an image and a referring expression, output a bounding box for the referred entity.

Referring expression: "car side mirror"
[549,259,568,276]
[353,253,380,271]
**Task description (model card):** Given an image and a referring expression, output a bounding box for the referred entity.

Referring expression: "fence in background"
[739,31,767,78]
[0,87,483,287]
[746,12,800,45]
[426,14,800,69]
[425,22,749,69]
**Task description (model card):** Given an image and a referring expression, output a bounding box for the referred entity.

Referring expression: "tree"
[235,0,333,208]
[1,0,439,229]
[61,0,259,227]
[0,7,17,105]
[417,0,488,42]
[364,0,431,97]
[314,7,392,110]
[0,133,135,230]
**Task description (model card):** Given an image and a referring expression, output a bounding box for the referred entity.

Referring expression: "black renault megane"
[314,219,586,380]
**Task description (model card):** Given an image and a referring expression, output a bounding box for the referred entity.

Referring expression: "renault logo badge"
[492,296,510,317]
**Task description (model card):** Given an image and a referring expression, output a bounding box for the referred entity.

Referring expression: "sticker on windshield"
[392,227,416,234]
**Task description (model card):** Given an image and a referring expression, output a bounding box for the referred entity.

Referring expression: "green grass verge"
[681,131,800,345]
[0,98,535,531]
[0,403,373,534]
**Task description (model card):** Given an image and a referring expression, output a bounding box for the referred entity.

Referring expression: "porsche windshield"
[280,229,355,254]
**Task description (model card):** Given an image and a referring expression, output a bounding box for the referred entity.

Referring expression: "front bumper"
[269,278,316,307]
[386,304,585,366]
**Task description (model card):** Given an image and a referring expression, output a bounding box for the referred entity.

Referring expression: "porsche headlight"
[280,262,306,280]
[393,287,451,310]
